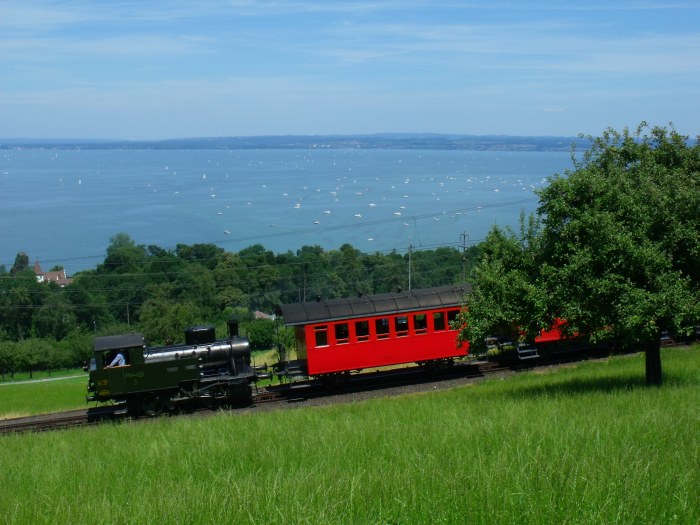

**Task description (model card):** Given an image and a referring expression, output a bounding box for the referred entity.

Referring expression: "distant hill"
[0,134,589,152]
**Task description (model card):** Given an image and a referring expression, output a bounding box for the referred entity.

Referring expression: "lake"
[0,148,574,274]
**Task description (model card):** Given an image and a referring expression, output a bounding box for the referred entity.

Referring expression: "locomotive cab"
[86,333,148,402]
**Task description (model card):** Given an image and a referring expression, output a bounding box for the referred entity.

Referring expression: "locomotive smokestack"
[228,319,239,338]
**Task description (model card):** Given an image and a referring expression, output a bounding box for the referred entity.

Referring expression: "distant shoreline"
[0,134,589,152]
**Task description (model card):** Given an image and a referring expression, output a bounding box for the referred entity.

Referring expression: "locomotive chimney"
[228,319,239,338]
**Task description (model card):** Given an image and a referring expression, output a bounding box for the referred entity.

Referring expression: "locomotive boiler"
[86,322,260,416]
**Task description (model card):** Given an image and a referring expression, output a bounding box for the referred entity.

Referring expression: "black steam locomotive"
[86,321,263,416]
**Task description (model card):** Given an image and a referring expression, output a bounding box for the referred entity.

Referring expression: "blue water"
[0,148,573,273]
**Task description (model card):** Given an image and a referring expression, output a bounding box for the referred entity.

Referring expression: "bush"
[242,319,276,350]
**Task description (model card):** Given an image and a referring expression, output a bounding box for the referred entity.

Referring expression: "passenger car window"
[355,320,370,342]
[335,323,350,344]
[375,318,390,339]
[314,326,328,347]
[433,311,446,331]
[414,314,427,334]
[447,309,459,329]
[395,316,409,337]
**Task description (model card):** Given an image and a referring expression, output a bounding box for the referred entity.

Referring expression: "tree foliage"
[460,124,700,384]
[242,318,276,350]
[11,252,30,275]
[457,215,546,354]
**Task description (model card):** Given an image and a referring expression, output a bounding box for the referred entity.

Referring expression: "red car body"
[278,285,471,375]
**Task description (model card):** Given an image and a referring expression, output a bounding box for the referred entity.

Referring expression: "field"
[0,373,86,419]
[0,347,698,524]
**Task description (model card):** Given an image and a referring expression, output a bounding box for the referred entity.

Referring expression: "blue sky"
[1,1,698,140]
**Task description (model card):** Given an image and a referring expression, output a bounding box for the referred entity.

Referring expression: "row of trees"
[0,335,92,380]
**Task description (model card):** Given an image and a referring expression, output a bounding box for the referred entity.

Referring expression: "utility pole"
[408,244,413,290]
[460,232,469,282]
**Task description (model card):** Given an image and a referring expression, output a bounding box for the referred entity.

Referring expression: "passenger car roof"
[93,333,145,353]
[277,285,471,326]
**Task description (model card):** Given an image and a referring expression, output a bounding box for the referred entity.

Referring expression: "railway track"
[0,348,625,435]
[0,406,120,435]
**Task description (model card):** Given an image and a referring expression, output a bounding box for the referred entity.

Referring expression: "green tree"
[274,250,300,304]
[102,233,147,274]
[10,252,29,275]
[329,244,372,297]
[276,325,296,361]
[34,294,77,340]
[58,329,94,368]
[14,339,49,379]
[295,245,328,302]
[173,267,218,315]
[242,318,276,350]
[457,216,546,356]
[0,286,34,340]
[411,246,464,288]
[0,341,15,380]
[64,272,115,332]
[37,340,71,374]
[176,243,224,270]
[371,251,406,293]
[211,252,248,308]
[539,124,699,385]
[460,124,700,385]
[239,245,281,311]
[139,298,202,344]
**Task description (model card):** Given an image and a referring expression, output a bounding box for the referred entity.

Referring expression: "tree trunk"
[645,336,663,386]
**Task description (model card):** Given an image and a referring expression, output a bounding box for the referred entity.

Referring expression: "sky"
[1,1,699,140]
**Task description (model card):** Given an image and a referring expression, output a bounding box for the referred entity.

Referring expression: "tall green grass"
[1,348,698,524]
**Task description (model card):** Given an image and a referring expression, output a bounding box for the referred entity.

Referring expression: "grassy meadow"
[0,347,698,524]
[0,374,87,419]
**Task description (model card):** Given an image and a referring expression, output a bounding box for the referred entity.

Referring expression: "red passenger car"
[277,285,471,376]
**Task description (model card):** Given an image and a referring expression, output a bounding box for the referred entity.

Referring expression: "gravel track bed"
[239,366,518,415]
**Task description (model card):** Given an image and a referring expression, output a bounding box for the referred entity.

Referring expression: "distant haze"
[0,134,590,152]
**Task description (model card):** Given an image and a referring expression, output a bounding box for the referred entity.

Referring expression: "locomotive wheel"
[141,394,164,417]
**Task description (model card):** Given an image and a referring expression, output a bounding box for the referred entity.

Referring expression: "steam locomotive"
[86,321,263,416]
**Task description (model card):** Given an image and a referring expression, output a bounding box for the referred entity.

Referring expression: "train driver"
[105,350,127,368]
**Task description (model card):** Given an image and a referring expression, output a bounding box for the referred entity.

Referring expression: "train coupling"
[274,360,307,380]
[253,363,273,381]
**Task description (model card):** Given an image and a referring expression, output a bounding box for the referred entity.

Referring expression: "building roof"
[277,284,471,326]
[33,260,73,287]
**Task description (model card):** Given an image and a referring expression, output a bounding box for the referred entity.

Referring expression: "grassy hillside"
[1,347,698,524]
